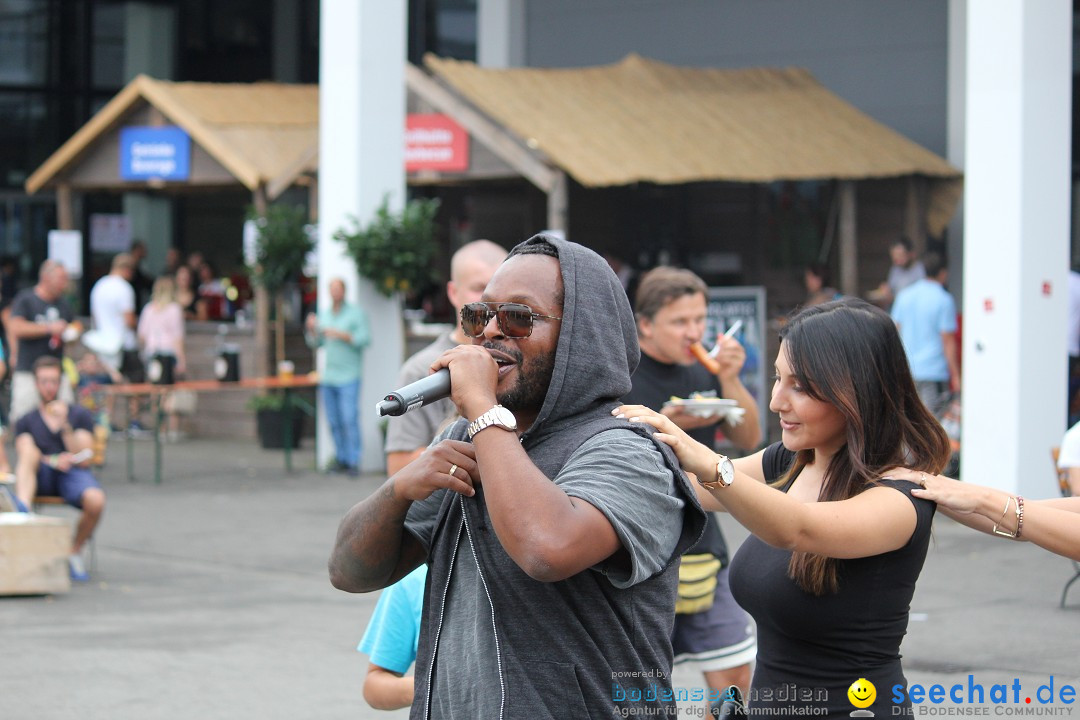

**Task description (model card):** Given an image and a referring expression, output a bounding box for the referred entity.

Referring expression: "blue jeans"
[322,380,360,468]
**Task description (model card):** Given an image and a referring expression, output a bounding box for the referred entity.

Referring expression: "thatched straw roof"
[26,74,318,198]
[425,53,961,232]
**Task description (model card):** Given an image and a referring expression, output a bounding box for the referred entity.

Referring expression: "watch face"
[493,406,517,429]
[719,458,735,486]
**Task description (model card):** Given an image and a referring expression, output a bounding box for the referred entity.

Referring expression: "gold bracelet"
[992,495,1018,538]
[1014,496,1025,539]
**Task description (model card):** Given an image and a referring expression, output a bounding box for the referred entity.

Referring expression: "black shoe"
[343,465,360,478]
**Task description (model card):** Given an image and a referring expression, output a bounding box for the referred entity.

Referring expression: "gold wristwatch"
[699,454,735,490]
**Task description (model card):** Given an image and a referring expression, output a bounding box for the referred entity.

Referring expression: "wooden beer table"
[102,375,319,484]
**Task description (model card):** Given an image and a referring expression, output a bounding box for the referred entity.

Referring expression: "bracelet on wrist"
[992,495,1020,539]
[1014,495,1025,539]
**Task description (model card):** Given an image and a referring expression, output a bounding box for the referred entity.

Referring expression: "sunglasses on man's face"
[460,302,562,338]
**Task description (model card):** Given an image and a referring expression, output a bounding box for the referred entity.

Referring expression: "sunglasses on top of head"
[460,302,562,338]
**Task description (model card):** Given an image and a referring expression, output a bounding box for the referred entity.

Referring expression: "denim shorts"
[36,465,102,508]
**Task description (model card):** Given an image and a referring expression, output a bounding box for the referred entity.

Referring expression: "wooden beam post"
[252,185,271,379]
[838,181,858,297]
[307,174,318,222]
[56,183,74,230]
[904,175,927,254]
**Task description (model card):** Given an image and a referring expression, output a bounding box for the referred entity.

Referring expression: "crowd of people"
[0,245,240,582]
[330,233,1080,720]
[6,232,1077,718]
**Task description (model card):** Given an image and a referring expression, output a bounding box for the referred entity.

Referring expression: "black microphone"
[376,368,451,417]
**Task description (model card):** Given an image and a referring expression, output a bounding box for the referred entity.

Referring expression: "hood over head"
[509,233,639,442]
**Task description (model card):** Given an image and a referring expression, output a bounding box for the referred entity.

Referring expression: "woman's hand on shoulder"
[613,404,715,478]
[886,468,978,514]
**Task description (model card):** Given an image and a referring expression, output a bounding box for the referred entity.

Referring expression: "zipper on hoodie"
[422,513,463,720]
[459,493,507,720]
[422,497,507,720]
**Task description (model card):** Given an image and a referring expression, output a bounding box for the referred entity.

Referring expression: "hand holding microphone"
[376,345,499,418]
[376,368,452,417]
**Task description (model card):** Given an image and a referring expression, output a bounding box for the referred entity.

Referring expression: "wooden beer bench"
[102,375,319,484]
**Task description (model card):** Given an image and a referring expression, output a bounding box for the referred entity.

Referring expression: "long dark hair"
[777,297,951,595]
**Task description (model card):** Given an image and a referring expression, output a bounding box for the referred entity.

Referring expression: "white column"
[318,0,407,474]
[477,0,526,67]
[961,0,1071,495]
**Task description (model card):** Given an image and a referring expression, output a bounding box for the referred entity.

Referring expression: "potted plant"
[247,203,314,449]
[246,393,303,449]
[247,202,315,370]
[334,195,440,297]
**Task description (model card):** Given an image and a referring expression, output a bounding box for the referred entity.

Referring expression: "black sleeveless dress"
[728,442,935,718]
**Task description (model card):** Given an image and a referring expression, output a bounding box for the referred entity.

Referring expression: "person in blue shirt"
[890,252,960,416]
[356,564,427,710]
[305,277,370,476]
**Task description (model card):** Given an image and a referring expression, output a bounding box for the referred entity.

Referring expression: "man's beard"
[485,342,556,415]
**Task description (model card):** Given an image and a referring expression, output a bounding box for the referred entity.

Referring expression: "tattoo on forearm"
[343,481,412,583]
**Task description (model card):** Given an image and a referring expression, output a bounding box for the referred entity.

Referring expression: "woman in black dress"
[617,298,951,719]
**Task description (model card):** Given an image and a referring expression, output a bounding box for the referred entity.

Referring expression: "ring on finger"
[448,463,458,479]
[919,472,927,487]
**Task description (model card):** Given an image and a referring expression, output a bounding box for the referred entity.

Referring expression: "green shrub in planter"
[334,196,440,297]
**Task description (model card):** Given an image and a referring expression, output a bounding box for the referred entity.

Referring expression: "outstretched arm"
[616,404,917,558]
[906,473,1080,562]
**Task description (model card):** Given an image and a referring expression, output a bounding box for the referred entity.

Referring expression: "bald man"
[384,240,507,477]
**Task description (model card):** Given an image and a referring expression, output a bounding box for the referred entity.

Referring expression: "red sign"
[406,114,469,172]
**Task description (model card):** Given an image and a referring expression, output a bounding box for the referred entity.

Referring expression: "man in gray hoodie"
[330,234,706,719]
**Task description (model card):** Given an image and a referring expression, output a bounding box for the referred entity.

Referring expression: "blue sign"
[119,126,191,181]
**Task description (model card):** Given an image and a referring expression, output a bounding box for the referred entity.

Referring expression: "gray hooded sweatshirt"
[404,234,706,719]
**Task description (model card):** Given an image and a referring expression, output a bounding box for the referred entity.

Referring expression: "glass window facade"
[409,0,477,65]
[0,0,477,285]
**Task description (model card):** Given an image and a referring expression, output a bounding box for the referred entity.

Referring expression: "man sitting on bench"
[13,355,106,581]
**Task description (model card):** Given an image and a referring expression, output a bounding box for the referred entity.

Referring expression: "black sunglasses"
[460,302,562,338]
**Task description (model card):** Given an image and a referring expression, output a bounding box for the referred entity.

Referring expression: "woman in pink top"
[138,276,186,373]
[138,276,191,439]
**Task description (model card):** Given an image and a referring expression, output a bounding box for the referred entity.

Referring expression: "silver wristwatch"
[467,404,518,439]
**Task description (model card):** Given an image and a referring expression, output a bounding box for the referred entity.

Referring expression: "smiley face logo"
[847,678,876,709]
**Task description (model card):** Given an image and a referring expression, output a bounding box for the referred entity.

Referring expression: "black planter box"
[256,409,302,449]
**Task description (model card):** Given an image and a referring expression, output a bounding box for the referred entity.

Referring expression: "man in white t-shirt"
[88,253,137,376]
[1057,421,1080,496]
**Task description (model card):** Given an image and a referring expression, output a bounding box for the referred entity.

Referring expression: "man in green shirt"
[306,277,370,476]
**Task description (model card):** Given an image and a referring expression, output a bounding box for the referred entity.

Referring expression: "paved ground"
[3,436,1080,720]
